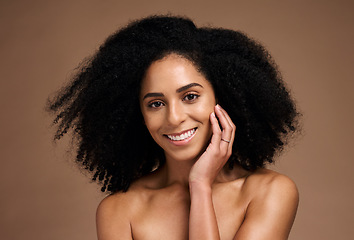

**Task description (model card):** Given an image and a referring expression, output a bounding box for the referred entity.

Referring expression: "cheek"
[144,117,156,130]
[194,99,215,118]
[143,114,161,135]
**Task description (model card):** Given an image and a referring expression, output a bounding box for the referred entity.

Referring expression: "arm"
[189,181,219,239]
[189,105,235,240]
[96,194,133,240]
[234,174,299,240]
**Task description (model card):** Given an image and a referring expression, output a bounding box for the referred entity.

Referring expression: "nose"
[166,101,186,126]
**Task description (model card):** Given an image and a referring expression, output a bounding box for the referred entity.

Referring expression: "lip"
[164,128,197,146]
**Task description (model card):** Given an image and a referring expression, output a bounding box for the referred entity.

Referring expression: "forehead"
[140,54,212,93]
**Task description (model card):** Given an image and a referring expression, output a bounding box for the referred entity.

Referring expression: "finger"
[217,105,236,147]
[214,105,233,153]
[209,112,222,148]
[215,105,236,158]
[217,105,236,131]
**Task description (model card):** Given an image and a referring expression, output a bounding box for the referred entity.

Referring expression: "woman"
[48,15,300,239]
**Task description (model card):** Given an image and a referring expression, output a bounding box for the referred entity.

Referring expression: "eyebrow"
[143,83,203,100]
[143,92,164,99]
[176,83,203,93]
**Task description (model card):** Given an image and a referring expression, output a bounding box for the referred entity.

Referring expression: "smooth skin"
[96,54,299,240]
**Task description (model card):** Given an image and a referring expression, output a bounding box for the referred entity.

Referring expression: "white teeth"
[167,128,196,141]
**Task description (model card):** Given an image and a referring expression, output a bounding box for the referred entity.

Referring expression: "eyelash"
[148,101,164,108]
[147,93,200,108]
[183,93,200,102]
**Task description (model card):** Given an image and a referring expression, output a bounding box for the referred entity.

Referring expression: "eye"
[183,93,199,102]
[148,101,164,108]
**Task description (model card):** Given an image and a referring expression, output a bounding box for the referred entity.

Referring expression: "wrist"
[189,180,212,196]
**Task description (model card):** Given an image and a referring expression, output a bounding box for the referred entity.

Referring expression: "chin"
[164,141,208,163]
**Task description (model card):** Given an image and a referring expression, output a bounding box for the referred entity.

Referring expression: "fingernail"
[211,112,215,117]
[216,104,221,109]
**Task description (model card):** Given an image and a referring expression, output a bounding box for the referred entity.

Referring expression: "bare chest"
[131,185,247,240]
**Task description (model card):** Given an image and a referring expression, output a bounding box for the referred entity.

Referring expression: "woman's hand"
[189,104,236,187]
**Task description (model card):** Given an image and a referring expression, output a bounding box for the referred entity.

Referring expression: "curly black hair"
[47,15,300,193]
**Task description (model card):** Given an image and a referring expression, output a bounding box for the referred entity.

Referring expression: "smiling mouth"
[165,128,197,141]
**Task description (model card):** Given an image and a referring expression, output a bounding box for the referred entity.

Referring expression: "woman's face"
[140,54,216,162]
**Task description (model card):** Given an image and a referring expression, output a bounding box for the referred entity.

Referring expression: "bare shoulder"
[244,168,299,214]
[234,168,299,239]
[96,172,162,226]
[96,171,170,239]
[96,182,149,240]
[96,178,152,220]
[96,192,134,240]
[97,191,135,219]
[245,168,299,201]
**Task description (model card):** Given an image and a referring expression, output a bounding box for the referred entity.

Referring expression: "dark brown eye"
[149,101,164,108]
[184,94,199,102]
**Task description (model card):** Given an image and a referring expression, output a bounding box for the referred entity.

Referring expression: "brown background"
[1,0,353,239]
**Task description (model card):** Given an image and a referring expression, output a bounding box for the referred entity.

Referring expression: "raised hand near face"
[189,104,236,187]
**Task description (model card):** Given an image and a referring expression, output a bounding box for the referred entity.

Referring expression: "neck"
[159,156,195,188]
[156,155,250,188]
